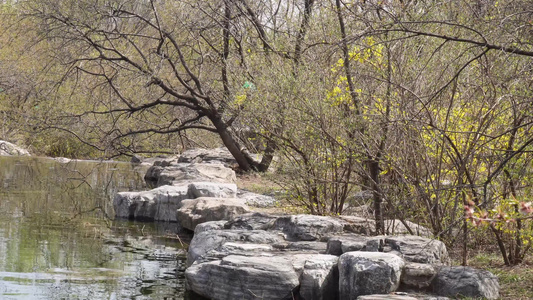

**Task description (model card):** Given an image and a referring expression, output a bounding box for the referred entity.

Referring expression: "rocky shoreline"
[113,148,500,300]
[0,140,30,156]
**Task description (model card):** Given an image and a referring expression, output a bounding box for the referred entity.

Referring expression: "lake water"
[0,156,196,299]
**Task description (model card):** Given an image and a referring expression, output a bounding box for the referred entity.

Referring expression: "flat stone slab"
[187,229,285,266]
[178,147,237,166]
[224,212,281,231]
[185,255,300,300]
[145,162,236,187]
[274,214,345,241]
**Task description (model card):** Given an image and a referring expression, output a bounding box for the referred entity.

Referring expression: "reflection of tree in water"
[0,156,186,299]
[0,156,147,222]
[0,156,151,266]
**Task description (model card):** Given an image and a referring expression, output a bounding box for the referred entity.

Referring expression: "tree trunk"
[210,114,252,172]
[369,159,384,235]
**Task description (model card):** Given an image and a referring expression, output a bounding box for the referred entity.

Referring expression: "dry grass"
[235,172,308,215]
[468,252,533,300]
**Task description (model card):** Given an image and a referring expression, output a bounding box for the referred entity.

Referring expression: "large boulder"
[176,197,251,231]
[113,185,189,221]
[326,235,449,265]
[0,140,30,156]
[224,212,281,231]
[187,182,237,198]
[225,213,346,241]
[339,216,376,235]
[145,162,236,187]
[384,236,448,264]
[178,147,237,167]
[193,220,227,234]
[339,252,405,299]
[273,241,328,253]
[432,266,499,299]
[299,254,339,300]
[185,255,300,300]
[326,235,376,256]
[273,215,345,241]
[401,262,437,289]
[187,229,285,266]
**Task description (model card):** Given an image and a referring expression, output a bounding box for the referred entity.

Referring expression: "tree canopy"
[1,0,533,265]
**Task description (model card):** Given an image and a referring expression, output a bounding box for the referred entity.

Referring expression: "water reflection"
[0,156,193,299]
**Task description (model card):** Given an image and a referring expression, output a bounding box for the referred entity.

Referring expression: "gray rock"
[273,241,328,253]
[0,140,30,156]
[326,235,380,256]
[339,216,376,235]
[152,156,179,167]
[432,266,499,299]
[145,162,236,187]
[224,212,281,231]
[385,236,448,264]
[358,294,449,300]
[130,155,142,164]
[189,163,237,183]
[401,263,437,289]
[53,157,72,163]
[186,229,285,266]
[299,254,339,300]
[219,242,274,254]
[195,242,278,263]
[274,215,345,241]
[194,220,227,234]
[237,190,278,208]
[144,157,182,185]
[187,182,237,198]
[178,147,237,167]
[284,253,325,275]
[338,252,405,299]
[113,185,189,221]
[357,295,418,300]
[177,197,250,231]
[186,255,300,300]
[326,235,448,265]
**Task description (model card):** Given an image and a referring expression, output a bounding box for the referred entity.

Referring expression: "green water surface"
[0,156,192,299]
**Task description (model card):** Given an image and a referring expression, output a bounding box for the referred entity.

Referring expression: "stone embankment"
[0,140,30,156]
[113,148,500,300]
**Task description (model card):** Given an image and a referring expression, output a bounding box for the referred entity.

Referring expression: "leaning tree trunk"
[210,114,253,172]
